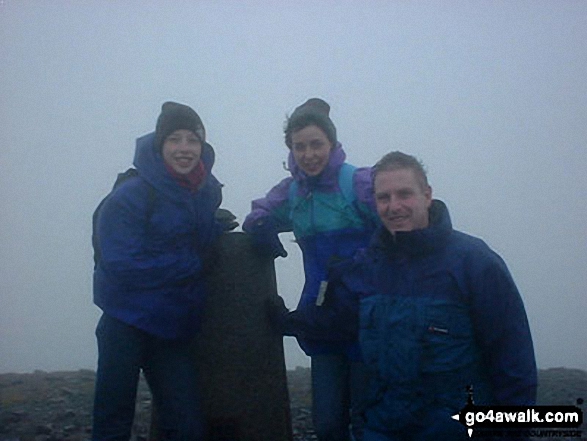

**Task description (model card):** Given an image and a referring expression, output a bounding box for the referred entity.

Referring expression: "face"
[162,129,202,175]
[291,125,333,176]
[374,168,432,234]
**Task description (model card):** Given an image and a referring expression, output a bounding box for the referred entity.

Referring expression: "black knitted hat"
[284,98,337,148]
[155,102,205,149]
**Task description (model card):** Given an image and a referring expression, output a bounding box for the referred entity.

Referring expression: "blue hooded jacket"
[93,132,223,339]
[335,200,537,432]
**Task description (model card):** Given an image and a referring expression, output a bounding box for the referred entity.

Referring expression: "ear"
[424,185,433,207]
[328,137,337,152]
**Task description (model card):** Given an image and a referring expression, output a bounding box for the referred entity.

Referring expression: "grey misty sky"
[0,0,586,373]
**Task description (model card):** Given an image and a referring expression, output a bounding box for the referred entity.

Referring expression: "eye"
[397,190,413,199]
[310,140,325,149]
[375,193,389,202]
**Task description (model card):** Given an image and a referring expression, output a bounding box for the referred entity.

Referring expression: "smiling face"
[374,168,432,234]
[161,129,202,175]
[290,124,333,176]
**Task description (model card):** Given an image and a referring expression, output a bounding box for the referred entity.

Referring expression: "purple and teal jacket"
[243,143,379,357]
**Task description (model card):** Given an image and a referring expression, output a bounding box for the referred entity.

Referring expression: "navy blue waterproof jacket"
[332,200,537,432]
[93,132,223,339]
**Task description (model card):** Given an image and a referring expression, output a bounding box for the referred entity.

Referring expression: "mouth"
[303,162,322,173]
[388,215,408,224]
[173,156,196,167]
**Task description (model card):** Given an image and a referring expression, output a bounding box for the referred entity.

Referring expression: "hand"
[215,208,239,232]
[246,218,288,259]
[258,233,288,259]
[249,229,288,259]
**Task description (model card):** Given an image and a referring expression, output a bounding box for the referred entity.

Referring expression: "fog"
[1,1,585,374]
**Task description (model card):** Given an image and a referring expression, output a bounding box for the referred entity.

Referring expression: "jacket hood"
[133,132,216,202]
[372,199,453,256]
[287,142,347,192]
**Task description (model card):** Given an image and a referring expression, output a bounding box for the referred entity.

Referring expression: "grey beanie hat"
[155,102,206,149]
[284,98,337,148]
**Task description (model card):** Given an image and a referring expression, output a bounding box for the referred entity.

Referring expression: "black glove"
[248,219,288,259]
[254,232,288,259]
[265,295,290,334]
[215,208,239,232]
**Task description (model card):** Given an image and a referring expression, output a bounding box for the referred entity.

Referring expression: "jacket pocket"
[421,300,477,373]
[361,296,424,383]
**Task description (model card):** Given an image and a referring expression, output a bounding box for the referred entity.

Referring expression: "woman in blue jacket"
[92,102,226,440]
[243,98,379,441]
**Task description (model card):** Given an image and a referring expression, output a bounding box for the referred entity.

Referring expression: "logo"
[451,386,583,438]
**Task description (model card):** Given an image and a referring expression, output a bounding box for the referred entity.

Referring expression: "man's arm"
[467,244,538,405]
[266,257,361,341]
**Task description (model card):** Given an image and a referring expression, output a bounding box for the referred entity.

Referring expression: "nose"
[389,195,402,212]
[298,146,310,158]
[308,147,320,159]
[177,137,191,151]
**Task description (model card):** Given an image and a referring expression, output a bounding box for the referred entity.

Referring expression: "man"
[331,151,537,440]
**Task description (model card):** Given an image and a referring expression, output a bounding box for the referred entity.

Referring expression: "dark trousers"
[311,354,369,441]
[92,314,204,441]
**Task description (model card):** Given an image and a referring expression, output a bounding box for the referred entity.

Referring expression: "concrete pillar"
[151,232,293,441]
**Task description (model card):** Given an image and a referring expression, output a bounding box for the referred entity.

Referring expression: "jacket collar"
[371,199,453,257]
[287,142,347,192]
[132,131,216,202]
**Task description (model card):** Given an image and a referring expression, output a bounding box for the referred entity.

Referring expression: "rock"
[0,367,586,441]
[58,388,75,397]
[34,424,52,435]
[63,424,77,433]
[6,411,28,424]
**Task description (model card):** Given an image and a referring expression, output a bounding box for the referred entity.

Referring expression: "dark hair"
[373,151,429,190]
[283,98,337,149]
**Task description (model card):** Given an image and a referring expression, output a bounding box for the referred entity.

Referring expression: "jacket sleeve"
[283,288,359,342]
[281,257,361,341]
[97,182,202,289]
[243,177,294,234]
[197,173,225,251]
[352,166,380,228]
[466,243,538,405]
[242,178,294,259]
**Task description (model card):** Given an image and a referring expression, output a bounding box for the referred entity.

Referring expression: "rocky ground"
[0,367,585,441]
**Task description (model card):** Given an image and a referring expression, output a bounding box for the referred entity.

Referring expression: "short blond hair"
[373,151,429,191]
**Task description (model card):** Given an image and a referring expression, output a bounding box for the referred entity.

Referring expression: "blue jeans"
[92,314,204,441]
[311,354,369,441]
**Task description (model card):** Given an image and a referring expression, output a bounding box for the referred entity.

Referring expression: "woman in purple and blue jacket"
[243,98,379,441]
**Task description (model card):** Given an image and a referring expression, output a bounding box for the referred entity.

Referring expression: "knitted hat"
[155,102,205,149]
[284,98,337,148]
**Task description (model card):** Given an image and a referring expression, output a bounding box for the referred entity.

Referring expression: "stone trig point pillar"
[151,232,293,441]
